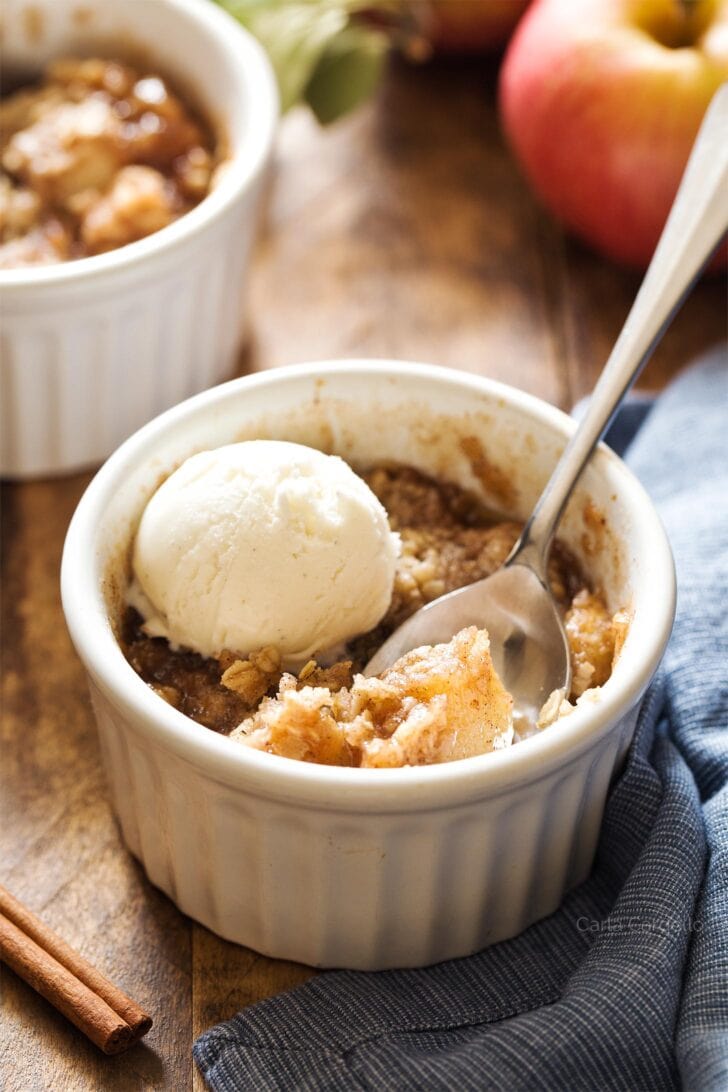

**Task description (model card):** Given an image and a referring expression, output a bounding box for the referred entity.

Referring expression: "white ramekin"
[61,362,675,970]
[0,0,278,478]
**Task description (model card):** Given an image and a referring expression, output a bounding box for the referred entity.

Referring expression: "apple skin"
[499,0,728,268]
[428,0,531,53]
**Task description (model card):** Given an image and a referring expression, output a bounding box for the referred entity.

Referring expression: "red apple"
[426,0,531,53]
[499,0,728,268]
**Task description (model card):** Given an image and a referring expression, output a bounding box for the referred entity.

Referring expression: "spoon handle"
[510,82,728,580]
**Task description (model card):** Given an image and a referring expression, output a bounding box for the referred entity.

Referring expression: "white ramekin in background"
[0,0,278,478]
[61,362,675,970]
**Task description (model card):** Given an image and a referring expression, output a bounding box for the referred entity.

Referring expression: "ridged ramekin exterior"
[0,0,277,478]
[1,211,260,477]
[90,678,638,969]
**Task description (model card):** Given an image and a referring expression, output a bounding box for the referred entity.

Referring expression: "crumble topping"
[565,589,619,698]
[233,628,513,767]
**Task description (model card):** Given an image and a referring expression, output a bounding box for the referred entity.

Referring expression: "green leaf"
[216,1,393,121]
[217,1,349,112]
[304,25,388,125]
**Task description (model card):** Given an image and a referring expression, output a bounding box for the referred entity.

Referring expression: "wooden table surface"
[1,56,725,1091]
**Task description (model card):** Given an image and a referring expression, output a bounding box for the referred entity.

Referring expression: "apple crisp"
[0,58,216,267]
[124,464,624,766]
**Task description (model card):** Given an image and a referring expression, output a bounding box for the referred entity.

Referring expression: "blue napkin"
[194,348,728,1092]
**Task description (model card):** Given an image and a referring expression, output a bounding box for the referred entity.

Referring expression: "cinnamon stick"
[0,885,152,1054]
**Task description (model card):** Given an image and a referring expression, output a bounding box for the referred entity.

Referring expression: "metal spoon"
[366,84,728,722]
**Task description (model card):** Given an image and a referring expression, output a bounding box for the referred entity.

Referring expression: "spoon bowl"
[365,563,571,723]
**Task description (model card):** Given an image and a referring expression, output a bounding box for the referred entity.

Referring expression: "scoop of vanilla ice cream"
[129,440,400,665]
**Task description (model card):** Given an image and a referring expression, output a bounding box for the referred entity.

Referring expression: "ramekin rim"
[0,0,279,290]
[61,360,676,809]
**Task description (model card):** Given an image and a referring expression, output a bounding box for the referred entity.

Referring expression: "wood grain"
[1,55,724,1091]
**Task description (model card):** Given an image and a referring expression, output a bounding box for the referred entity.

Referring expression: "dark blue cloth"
[194,349,728,1092]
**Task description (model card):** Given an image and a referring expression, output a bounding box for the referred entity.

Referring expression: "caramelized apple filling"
[0,57,217,267]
